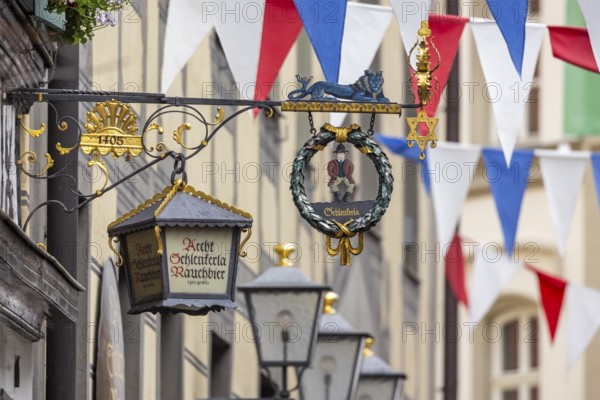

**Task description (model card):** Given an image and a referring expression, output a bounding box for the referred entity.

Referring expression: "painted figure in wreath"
[328,144,355,203]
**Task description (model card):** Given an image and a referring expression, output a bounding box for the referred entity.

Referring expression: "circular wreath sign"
[290,124,394,238]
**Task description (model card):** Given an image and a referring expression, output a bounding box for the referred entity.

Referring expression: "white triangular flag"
[470,255,520,323]
[536,148,590,256]
[390,0,432,57]
[567,283,600,368]
[212,0,266,100]
[471,21,545,166]
[330,3,393,127]
[161,0,214,93]
[428,142,481,248]
[577,0,600,71]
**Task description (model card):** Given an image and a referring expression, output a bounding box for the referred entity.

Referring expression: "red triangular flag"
[444,235,469,307]
[254,0,303,114]
[548,26,599,74]
[410,14,468,129]
[528,265,568,342]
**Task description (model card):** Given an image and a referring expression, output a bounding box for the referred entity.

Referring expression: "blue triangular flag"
[293,0,347,82]
[482,148,534,257]
[376,134,430,195]
[591,154,600,208]
[486,0,528,76]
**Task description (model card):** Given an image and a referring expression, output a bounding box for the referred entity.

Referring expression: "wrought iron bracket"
[9,90,422,236]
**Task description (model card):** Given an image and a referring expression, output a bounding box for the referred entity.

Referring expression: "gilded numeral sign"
[81,100,143,159]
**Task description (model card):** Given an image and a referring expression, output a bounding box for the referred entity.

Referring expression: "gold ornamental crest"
[81,100,143,160]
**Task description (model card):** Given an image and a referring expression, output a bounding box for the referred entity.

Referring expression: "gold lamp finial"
[323,291,339,315]
[364,337,375,357]
[274,243,295,267]
[418,20,432,38]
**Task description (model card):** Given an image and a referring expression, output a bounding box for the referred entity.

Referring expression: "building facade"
[3,0,600,399]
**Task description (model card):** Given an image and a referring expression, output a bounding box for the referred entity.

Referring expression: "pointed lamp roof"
[360,338,407,378]
[318,292,371,337]
[238,244,331,292]
[108,180,252,237]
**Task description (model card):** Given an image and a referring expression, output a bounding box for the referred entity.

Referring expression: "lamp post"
[299,292,370,400]
[355,338,407,400]
[238,244,330,398]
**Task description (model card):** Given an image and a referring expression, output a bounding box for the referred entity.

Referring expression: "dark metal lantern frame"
[108,181,252,315]
[237,266,331,368]
[299,312,371,400]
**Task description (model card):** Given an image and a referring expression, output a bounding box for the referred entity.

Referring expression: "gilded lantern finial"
[323,291,339,315]
[418,20,432,38]
[406,20,440,160]
[274,243,295,267]
[364,337,375,357]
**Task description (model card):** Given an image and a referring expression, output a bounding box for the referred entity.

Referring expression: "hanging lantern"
[299,292,370,400]
[355,337,407,400]
[107,179,252,315]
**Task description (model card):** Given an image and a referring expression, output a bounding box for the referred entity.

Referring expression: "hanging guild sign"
[108,180,252,315]
[283,23,440,266]
[288,119,394,266]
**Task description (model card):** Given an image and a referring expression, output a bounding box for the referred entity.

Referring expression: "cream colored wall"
[82,1,597,400]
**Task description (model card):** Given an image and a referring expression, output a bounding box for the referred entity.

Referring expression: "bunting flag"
[548,26,599,73]
[577,0,600,73]
[410,14,468,115]
[161,0,214,93]
[482,148,534,257]
[567,283,600,368]
[428,141,481,248]
[293,0,347,82]
[470,254,521,323]
[329,3,393,127]
[528,265,567,342]
[445,235,469,307]
[591,154,600,208]
[212,0,266,100]
[484,0,528,76]
[471,22,544,166]
[536,148,589,256]
[254,0,303,103]
[375,134,431,195]
[390,0,432,58]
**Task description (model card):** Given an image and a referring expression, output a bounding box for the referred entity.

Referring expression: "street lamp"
[107,178,253,315]
[237,243,330,398]
[355,337,407,400]
[299,292,370,400]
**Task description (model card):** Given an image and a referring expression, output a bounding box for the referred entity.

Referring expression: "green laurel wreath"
[290,128,394,237]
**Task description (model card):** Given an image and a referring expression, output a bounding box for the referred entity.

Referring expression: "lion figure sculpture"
[288,70,389,102]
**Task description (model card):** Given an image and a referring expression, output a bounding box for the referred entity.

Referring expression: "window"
[490,311,539,400]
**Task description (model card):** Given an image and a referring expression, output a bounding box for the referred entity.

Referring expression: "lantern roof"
[316,292,370,337]
[238,243,330,292]
[318,312,371,337]
[108,181,252,236]
[361,353,407,378]
[238,265,331,291]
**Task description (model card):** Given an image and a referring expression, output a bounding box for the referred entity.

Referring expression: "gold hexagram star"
[406,109,438,160]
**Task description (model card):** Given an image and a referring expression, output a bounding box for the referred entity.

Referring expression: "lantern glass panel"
[355,377,398,400]
[165,227,235,295]
[300,337,364,400]
[123,228,163,303]
[248,290,321,365]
